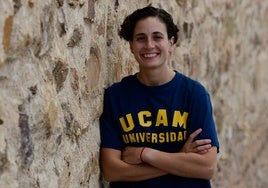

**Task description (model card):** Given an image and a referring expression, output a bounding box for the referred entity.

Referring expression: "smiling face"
[129,17,174,71]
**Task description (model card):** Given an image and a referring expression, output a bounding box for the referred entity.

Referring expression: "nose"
[145,38,154,49]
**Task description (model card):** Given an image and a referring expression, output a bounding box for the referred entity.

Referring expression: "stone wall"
[0,0,267,187]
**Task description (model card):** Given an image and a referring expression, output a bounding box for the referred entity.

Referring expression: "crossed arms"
[100,128,217,182]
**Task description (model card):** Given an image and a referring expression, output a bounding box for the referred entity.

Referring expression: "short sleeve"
[99,88,123,150]
[188,91,220,153]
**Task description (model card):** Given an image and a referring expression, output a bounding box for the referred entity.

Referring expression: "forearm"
[100,148,167,182]
[142,147,217,180]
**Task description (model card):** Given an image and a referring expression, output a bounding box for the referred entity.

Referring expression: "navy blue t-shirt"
[100,71,219,188]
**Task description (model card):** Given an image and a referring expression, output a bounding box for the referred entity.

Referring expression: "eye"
[153,35,163,40]
[136,36,146,41]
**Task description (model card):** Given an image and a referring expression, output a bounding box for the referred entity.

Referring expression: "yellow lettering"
[177,131,183,141]
[122,135,129,143]
[172,111,188,129]
[139,132,145,142]
[138,111,152,127]
[156,109,168,126]
[146,132,151,142]
[135,133,140,142]
[151,133,158,143]
[129,133,136,142]
[170,132,177,142]
[166,132,169,142]
[159,133,165,143]
[119,114,135,132]
[184,130,187,139]
[122,131,188,144]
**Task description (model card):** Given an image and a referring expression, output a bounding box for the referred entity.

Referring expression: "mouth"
[141,53,159,58]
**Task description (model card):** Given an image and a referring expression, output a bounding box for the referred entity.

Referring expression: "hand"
[180,128,212,154]
[122,147,144,165]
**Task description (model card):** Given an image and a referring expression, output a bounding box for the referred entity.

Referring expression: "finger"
[194,144,212,153]
[191,139,211,148]
[197,150,208,154]
[186,128,202,143]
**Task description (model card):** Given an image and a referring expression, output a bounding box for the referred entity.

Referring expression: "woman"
[100,5,219,188]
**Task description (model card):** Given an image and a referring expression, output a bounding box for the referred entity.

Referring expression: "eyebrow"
[134,31,165,38]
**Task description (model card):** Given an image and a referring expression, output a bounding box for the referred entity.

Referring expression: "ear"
[168,36,175,52]
[169,36,175,46]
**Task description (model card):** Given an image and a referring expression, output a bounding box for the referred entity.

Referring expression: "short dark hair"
[118,5,179,43]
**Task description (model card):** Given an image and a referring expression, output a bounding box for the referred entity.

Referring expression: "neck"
[137,68,175,86]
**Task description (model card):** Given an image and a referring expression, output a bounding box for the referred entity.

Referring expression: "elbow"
[102,173,113,183]
[101,170,110,182]
[202,149,218,180]
[101,165,124,182]
[206,166,215,180]
[203,162,216,180]
[101,167,117,182]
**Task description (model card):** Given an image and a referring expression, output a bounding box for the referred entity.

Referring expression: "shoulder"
[105,74,136,95]
[175,71,207,95]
